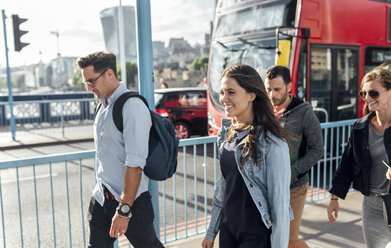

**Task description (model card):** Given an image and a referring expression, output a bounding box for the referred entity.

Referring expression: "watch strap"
[116,203,132,218]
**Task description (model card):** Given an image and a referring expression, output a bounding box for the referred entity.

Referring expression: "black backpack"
[96,91,179,180]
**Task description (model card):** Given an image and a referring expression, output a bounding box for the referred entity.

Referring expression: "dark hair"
[221,64,289,164]
[265,65,291,85]
[361,64,391,115]
[77,51,118,78]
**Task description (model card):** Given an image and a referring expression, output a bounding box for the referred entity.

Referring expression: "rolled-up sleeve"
[122,98,152,168]
[266,138,291,248]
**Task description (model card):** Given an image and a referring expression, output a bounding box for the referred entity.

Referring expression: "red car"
[154,88,207,139]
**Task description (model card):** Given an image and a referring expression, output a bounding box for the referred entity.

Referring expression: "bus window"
[336,49,358,120]
[221,0,250,8]
[296,40,308,102]
[310,46,359,122]
[365,46,391,73]
[310,47,332,122]
[208,39,276,111]
[214,4,285,39]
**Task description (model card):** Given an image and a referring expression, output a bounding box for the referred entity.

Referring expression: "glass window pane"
[154,93,164,108]
[209,40,275,112]
[336,49,358,120]
[164,94,179,107]
[310,47,332,122]
[365,46,391,73]
[215,4,285,38]
[296,40,308,102]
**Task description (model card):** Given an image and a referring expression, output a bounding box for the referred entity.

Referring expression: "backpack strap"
[112,91,150,133]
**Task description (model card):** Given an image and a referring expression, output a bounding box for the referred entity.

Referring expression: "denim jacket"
[205,119,292,248]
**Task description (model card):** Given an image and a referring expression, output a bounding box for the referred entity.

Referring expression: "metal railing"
[0,119,356,247]
[0,95,95,141]
[307,119,356,203]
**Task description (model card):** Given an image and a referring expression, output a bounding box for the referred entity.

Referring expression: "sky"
[0,0,215,67]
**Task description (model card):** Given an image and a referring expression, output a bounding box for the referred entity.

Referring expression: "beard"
[272,91,289,107]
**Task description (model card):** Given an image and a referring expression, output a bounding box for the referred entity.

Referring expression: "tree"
[70,62,139,91]
[117,62,138,88]
[189,56,209,71]
[70,71,84,90]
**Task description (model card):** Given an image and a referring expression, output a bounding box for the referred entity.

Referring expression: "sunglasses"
[359,90,380,100]
[83,69,107,87]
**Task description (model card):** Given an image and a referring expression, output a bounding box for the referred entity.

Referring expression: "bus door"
[309,46,359,122]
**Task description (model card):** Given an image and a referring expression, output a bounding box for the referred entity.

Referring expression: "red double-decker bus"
[207,0,391,134]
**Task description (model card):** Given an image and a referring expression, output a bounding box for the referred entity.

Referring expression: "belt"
[102,185,116,200]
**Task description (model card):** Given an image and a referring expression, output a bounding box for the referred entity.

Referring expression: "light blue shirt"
[92,83,152,206]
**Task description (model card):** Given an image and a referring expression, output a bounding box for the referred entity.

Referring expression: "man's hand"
[327,198,339,223]
[109,213,130,238]
[201,238,214,248]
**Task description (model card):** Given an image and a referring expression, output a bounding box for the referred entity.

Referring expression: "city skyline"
[0,0,214,67]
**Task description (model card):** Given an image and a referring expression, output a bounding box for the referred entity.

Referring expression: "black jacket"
[329,112,391,199]
[279,96,324,188]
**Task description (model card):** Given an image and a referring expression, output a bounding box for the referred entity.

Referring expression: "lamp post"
[50,30,60,57]
[118,0,127,86]
[2,10,16,141]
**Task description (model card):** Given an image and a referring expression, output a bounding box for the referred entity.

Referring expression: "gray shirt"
[369,122,390,194]
[92,83,152,206]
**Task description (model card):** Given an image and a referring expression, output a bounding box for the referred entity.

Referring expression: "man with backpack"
[265,65,323,248]
[77,51,164,248]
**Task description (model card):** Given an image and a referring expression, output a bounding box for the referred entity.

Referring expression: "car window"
[195,92,207,106]
[179,92,207,107]
[154,93,164,107]
[178,93,189,106]
[164,94,179,107]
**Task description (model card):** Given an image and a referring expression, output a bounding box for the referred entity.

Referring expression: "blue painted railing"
[0,119,356,247]
[0,93,96,142]
[0,93,95,126]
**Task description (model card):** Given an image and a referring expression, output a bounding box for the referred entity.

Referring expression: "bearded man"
[265,65,323,248]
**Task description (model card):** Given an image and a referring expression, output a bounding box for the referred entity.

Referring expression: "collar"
[99,82,126,106]
[236,128,250,140]
[284,95,304,113]
[354,112,376,130]
[221,118,251,139]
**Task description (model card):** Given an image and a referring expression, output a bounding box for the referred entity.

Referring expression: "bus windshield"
[214,3,285,38]
[209,39,276,111]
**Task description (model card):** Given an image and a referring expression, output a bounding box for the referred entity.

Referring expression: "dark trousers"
[87,191,164,248]
[219,222,271,248]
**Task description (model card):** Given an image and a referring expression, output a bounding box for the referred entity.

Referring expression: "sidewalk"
[166,191,365,248]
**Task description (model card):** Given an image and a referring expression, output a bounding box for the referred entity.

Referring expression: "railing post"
[61,102,65,137]
[135,0,160,238]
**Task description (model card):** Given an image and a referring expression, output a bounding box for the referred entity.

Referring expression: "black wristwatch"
[117,203,132,218]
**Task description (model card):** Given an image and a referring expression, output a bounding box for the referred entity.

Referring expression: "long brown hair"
[361,64,391,115]
[221,64,289,164]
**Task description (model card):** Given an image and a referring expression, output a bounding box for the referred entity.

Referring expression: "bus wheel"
[174,122,190,139]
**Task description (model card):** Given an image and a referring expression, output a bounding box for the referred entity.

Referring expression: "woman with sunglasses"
[327,65,391,247]
[201,64,292,248]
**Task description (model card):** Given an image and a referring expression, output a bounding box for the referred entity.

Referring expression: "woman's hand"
[201,238,214,248]
[327,196,339,223]
[386,169,391,180]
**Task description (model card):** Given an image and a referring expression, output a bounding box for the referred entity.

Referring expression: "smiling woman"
[360,67,391,116]
[328,65,391,248]
[202,64,292,248]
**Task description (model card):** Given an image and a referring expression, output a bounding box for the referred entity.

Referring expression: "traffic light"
[12,14,29,52]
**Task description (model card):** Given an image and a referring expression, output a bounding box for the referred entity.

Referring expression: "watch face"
[120,204,131,214]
